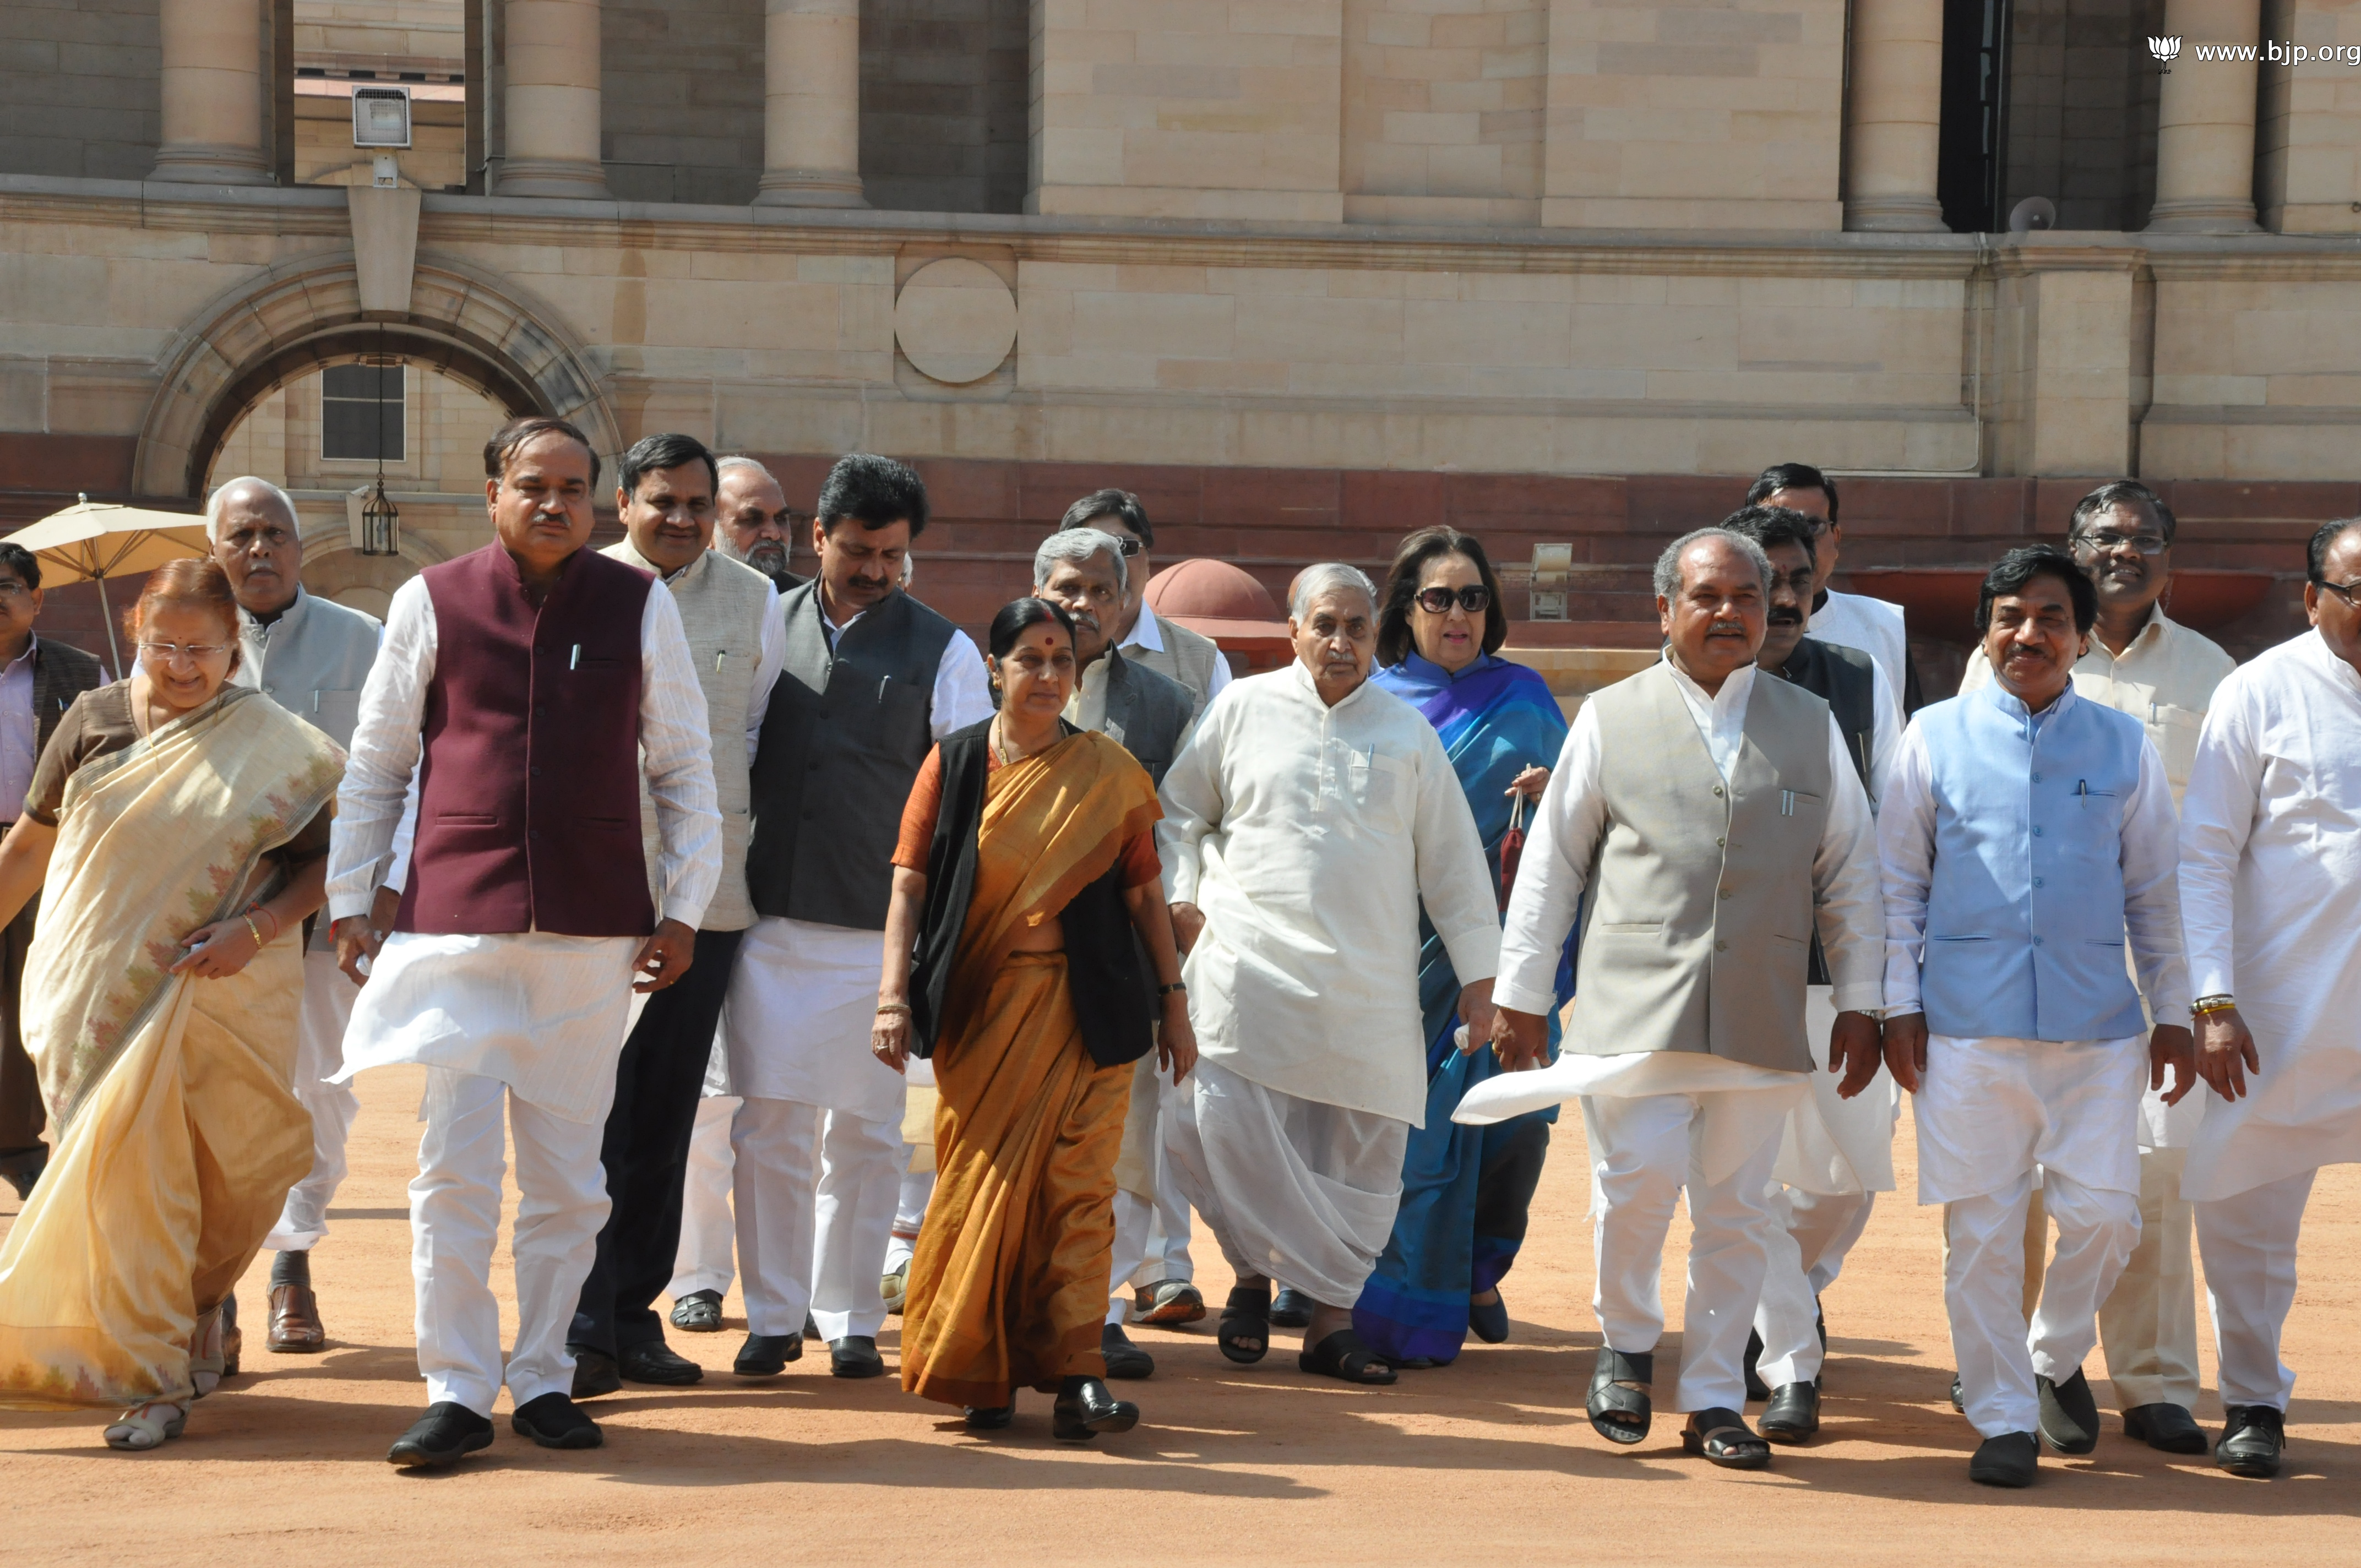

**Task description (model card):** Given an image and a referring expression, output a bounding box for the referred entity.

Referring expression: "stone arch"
[136,251,621,500]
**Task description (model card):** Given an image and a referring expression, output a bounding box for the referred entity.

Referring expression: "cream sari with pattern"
[0,684,343,1409]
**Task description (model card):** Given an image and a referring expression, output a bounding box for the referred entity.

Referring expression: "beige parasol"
[4,495,210,672]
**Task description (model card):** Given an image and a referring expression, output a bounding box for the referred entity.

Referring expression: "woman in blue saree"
[1352,527,1572,1368]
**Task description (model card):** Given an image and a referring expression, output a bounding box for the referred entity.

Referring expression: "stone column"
[2147,0,2262,230]
[1842,0,1947,230]
[755,0,866,207]
[151,0,273,184]
[499,0,611,198]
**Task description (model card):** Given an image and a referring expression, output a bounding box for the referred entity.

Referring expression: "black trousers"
[0,893,44,1161]
[569,925,744,1356]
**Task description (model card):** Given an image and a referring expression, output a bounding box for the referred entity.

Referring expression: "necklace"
[990,715,1052,766]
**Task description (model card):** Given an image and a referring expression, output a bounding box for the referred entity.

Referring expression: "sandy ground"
[3,1061,2358,1565]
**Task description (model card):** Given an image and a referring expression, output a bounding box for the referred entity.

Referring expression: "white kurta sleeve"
[1875,721,1939,1018]
[325,576,435,922]
[932,629,994,739]
[746,581,785,767]
[2177,687,2260,1002]
[1867,658,1903,811]
[1494,702,1608,1016]
[2119,735,2192,1026]
[1157,690,1231,908]
[639,582,722,930]
[1204,646,1234,701]
[1813,712,1886,1013]
[1411,721,1502,988]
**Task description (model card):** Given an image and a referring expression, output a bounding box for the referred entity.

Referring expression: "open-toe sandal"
[189,1306,227,1399]
[1218,1283,1271,1365]
[1587,1348,1653,1445]
[1683,1407,1772,1470]
[1299,1327,1397,1385]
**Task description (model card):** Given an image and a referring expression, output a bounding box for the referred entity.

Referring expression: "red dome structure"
[1144,558,1293,669]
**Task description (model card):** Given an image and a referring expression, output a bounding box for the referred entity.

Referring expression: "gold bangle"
[875,1001,912,1016]
[241,913,266,948]
[2193,995,2237,1016]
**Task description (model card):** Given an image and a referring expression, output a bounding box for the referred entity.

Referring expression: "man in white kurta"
[1460,528,1884,1469]
[1161,565,1498,1383]
[2177,518,2361,1480]
[329,419,720,1467]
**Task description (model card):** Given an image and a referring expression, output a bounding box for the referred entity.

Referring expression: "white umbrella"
[5,495,210,671]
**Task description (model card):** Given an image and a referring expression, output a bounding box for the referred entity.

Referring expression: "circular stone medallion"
[893,258,1018,384]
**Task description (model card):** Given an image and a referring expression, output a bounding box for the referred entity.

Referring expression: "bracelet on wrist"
[875,1001,912,1016]
[2193,994,2237,1016]
[1157,981,1188,997]
[241,913,266,948]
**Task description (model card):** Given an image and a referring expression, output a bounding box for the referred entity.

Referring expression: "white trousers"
[731,1096,901,1340]
[1753,1188,1876,1388]
[412,1068,609,1415]
[668,1093,741,1300]
[264,949,362,1253]
[1946,1167,2139,1438]
[1134,1072,1196,1287]
[885,1160,934,1273]
[1107,1188,1157,1326]
[1584,1089,1787,1413]
[2098,1145,2201,1409]
[2195,1167,2316,1411]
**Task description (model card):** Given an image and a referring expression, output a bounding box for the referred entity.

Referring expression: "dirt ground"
[3,1063,2357,1566]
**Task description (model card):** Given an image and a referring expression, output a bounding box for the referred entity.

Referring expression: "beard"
[744,539,789,576]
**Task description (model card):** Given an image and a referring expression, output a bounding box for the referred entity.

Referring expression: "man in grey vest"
[1032,525,1195,1379]
[565,433,783,1395]
[209,476,385,1357]
[1465,527,1884,1472]
[730,453,991,1380]
[1727,504,1904,1440]
[1060,487,1227,1324]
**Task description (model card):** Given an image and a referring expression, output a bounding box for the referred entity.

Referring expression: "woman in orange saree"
[874,598,1194,1439]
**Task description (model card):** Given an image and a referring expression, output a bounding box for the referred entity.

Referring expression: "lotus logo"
[2150,35,2182,67]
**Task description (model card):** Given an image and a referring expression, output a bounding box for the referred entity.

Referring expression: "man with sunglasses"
[1954,480,2234,1456]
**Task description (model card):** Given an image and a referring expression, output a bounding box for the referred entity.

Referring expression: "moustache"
[1766,609,1803,627]
[1706,619,1749,637]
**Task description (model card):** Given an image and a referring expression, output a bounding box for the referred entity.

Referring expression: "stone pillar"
[499,0,611,198]
[2147,0,2263,230]
[755,0,866,207]
[1843,0,1947,230]
[151,0,273,185]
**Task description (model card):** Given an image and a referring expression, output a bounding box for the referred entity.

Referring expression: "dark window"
[322,364,404,462]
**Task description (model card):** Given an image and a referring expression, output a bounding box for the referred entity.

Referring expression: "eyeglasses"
[2071,528,2169,557]
[2317,578,2361,607]
[1108,536,1143,558]
[1415,585,1492,615]
[137,640,235,665]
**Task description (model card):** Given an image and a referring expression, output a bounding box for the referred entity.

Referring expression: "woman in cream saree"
[0,566,342,1450]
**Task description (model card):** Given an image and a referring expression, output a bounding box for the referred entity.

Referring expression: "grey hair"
[204,475,299,541]
[715,454,778,488]
[1290,562,1379,619]
[1653,527,1773,601]
[1032,527,1128,596]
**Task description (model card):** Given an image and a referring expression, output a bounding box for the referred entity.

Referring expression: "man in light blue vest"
[1879,545,2195,1489]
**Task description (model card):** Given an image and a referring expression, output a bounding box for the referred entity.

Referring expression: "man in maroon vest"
[326,416,720,1469]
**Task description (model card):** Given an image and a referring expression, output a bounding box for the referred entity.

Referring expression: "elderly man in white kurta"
[1161,563,1498,1387]
[2177,517,2361,1482]
[1460,527,1884,1473]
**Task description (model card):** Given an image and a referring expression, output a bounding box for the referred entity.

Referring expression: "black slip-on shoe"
[619,1340,704,1386]
[1760,1382,1820,1443]
[830,1335,886,1379]
[733,1332,802,1376]
[1969,1430,2039,1487]
[1053,1375,1139,1440]
[1102,1322,1155,1380]
[1269,1287,1313,1329]
[2216,1404,2286,1479]
[569,1347,622,1400]
[1743,1327,1770,1402]
[387,1402,494,1468]
[511,1392,603,1450]
[963,1403,1014,1430]
[670,1289,725,1333]
[1949,1373,1965,1412]
[2123,1401,2208,1455]
[2037,1369,2101,1455]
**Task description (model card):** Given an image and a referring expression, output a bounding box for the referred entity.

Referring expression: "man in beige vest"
[1461,528,1885,1471]
[568,432,782,1394]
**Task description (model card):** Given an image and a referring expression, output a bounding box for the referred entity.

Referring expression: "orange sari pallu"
[901,730,1160,1409]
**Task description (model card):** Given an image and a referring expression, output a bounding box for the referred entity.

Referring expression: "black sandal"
[1218,1283,1271,1365]
[1587,1348,1653,1445]
[1683,1407,1772,1470]
[1299,1327,1396,1385]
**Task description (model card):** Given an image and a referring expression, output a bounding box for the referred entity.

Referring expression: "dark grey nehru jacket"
[745,582,957,932]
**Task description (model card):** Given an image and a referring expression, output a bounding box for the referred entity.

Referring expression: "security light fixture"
[353,86,413,150]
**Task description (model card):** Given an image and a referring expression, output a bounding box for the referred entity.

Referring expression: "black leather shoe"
[1969,1430,2039,1487]
[2037,1369,2100,1455]
[387,1402,494,1468]
[0,1146,45,1203]
[2216,1404,2286,1478]
[1743,1328,1770,1402]
[670,1289,724,1333]
[1760,1381,1820,1443]
[2123,1401,2208,1454]
[1102,1322,1155,1380]
[1950,1373,1965,1413]
[512,1392,602,1450]
[1269,1287,1313,1328]
[569,1347,622,1400]
[964,1404,1015,1430]
[1053,1375,1139,1441]
[830,1335,886,1379]
[735,1332,802,1376]
[619,1340,704,1386]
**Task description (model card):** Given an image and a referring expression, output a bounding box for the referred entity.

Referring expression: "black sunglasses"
[1415,585,1492,615]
